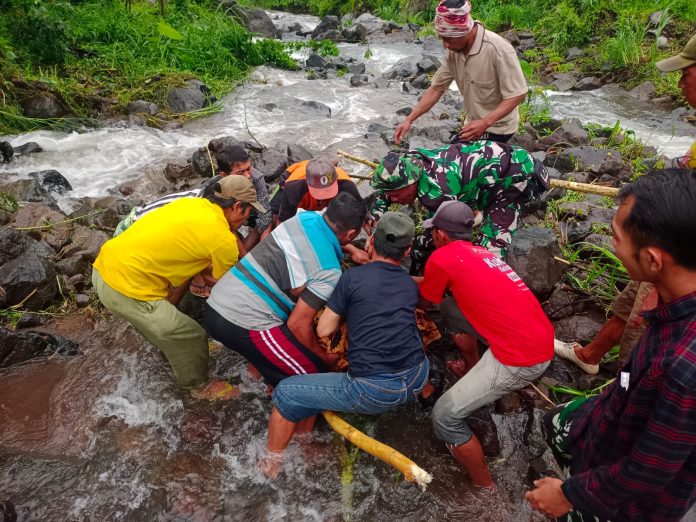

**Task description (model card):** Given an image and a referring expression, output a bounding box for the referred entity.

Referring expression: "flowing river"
[0,10,695,522]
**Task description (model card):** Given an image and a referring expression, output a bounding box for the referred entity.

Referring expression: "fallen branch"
[322,410,432,491]
[530,382,556,408]
[337,150,621,197]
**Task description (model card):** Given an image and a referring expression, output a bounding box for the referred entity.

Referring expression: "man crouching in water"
[261,212,429,477]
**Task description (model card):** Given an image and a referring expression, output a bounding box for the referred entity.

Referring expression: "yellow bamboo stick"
[322,411,433,491]
[336,149,621,197]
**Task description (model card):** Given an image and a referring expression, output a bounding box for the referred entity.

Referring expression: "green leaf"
[157,20,184,41]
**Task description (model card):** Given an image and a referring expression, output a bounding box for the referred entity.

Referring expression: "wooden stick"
[322,411,433,491]
[530,382,556,408]
[337,149,621,197]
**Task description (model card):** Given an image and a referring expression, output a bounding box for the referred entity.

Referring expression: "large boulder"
[0,142,12,163]
[0,228,53,266]
[555,147,625,176]
[383,56,419,80]
[627,81,655,101]
[299,100,331,118]
[537,120,589,149]
[354,13,385,34]
[28,169,72,195]
[125,100,158,115]
[13,204,71,250]
[343,23,368,42]
[190,147,217,178]
[254,148,289,182]
[0,328,79,368]
[0,179,57,207]
[62,225,111,262]
[553,312,606,345]
[286,143,313,164]
[350,74,370,87]
[21,93,64,118]
[13,142,43,155]
[506,227,567,296]
[311,15,340,39]
[574,77,602,91]
[167,80,214,113]
[306,53,327,70]
[0,254,57,310]
[551,73,578,92]
[238,7,278,38]
[410,74,431,89]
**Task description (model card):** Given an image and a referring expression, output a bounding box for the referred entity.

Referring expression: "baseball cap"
[656,34,696,72]
[214,175,266,212]
[374,211,415,248]
[422,200,474,233]
[306,157,339,200]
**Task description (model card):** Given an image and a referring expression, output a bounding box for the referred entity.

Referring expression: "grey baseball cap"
[422,200,475,232]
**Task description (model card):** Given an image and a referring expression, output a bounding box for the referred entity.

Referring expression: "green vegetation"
[0,0,298,134]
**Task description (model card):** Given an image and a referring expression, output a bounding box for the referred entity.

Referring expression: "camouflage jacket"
[371,140,537,218]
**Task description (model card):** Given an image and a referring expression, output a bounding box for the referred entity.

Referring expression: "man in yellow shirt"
[92,176,265,397]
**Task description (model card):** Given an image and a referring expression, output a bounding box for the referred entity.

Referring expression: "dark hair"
[373,235,410,261]
[325,192,368,234]
[617,169,696,268]
[215,145,249,173]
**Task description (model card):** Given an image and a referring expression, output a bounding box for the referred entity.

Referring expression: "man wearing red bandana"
[394,0,528,145]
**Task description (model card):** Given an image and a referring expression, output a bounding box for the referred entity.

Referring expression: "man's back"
[94,197,238,301]
[420,240,553,366]
[208,211,343,330]
[327,261,424,377]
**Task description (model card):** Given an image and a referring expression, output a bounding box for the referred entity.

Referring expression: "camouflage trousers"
[542,399,614,522]
[409,179,527,274]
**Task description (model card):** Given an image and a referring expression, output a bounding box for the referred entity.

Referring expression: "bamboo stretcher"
[322,411,433,491]
[336,149,620,197]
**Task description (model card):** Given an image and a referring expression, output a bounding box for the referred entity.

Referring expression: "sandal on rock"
[553,339,599,375]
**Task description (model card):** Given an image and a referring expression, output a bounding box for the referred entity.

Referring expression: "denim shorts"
[273,358,429,422]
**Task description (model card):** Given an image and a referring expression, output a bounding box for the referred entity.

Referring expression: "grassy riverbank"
[245,0,695,99]
[0,0,297,134]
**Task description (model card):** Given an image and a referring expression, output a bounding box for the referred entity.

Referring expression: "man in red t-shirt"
[419,200,554,488]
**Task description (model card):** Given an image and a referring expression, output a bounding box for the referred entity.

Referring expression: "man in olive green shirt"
[395,0,528,145]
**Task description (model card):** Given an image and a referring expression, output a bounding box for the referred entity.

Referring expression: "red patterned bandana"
[434,0,474,38]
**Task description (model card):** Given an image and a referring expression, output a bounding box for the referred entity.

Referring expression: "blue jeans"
[272,359,429,422]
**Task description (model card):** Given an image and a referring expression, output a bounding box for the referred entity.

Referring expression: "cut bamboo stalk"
[322,411,433,491]
[336,149,621,197]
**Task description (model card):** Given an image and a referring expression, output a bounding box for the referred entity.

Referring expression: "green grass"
[0,0,298,134]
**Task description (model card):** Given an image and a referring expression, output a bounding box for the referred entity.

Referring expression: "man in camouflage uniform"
[370,140,546,271]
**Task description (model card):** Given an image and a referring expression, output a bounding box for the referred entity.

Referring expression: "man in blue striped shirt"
[205,192,368,386]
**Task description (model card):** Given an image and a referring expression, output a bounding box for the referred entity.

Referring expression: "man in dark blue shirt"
[262,212,429,477]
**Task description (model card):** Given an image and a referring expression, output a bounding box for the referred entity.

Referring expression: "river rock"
[383,56,419,80]
[306,53,327,70]
[416,58,438,74]
[627,81,655,101]
[13,204,71,250]
[554,312,606,345]
[255,149,288,182]
[551,73,577,92]
[0,327,79,368]
[343,23,368,42]
[468,407,500,457]
[587,207,615,227]
[0,228,53,266]
[506,227,566,296]
[75,293,91,308]
[537,120,589,149]
[238,7,278,38]
[657,36,669,50]
[367,79,388,91]
[557,201,591,220]
[300,100,331,118]
[555,147,624,175]
[13,141,43,155]
[402,82,421,95]
[584,233,614,251]
[410,74,431,89]
[648,10,666,26]
[0,142,12,163]
[281,143,311,165]
[565,47,584,61]
[348,62,366,75]
[0,254,57,310]
[167,80,214,113]
[544,286,588,319]
[28,169,72,195]
[574,77,602,91]
[0,179,56,207]
[190,147,216,178]
[312,15,339,39]
[55,256,88,277]
[62,226,110,261]
[562,220,592,244]
[21,93,64,118]
[350,74,369,87]
[164,162,194,182]
[125,100,158,115]
[354,13,385,34]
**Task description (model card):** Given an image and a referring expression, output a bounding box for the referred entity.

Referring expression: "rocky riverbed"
[0,8,695,522]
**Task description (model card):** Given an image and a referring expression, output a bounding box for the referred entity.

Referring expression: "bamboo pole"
[336,149,621,197]
[322,411,433,491]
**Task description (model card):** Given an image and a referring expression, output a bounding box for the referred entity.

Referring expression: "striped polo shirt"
[207,210,343,330]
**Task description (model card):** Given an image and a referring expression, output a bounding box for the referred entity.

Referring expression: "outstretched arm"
[395,87,446,144]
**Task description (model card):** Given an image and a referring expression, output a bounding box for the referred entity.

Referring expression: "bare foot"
[190,380,239,401]
[259,451,284,479]
[447,359,468,378]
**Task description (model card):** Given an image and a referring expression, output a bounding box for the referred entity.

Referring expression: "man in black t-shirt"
[261,212,429,477]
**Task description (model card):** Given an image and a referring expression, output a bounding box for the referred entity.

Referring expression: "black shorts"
[205,303,327,386]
